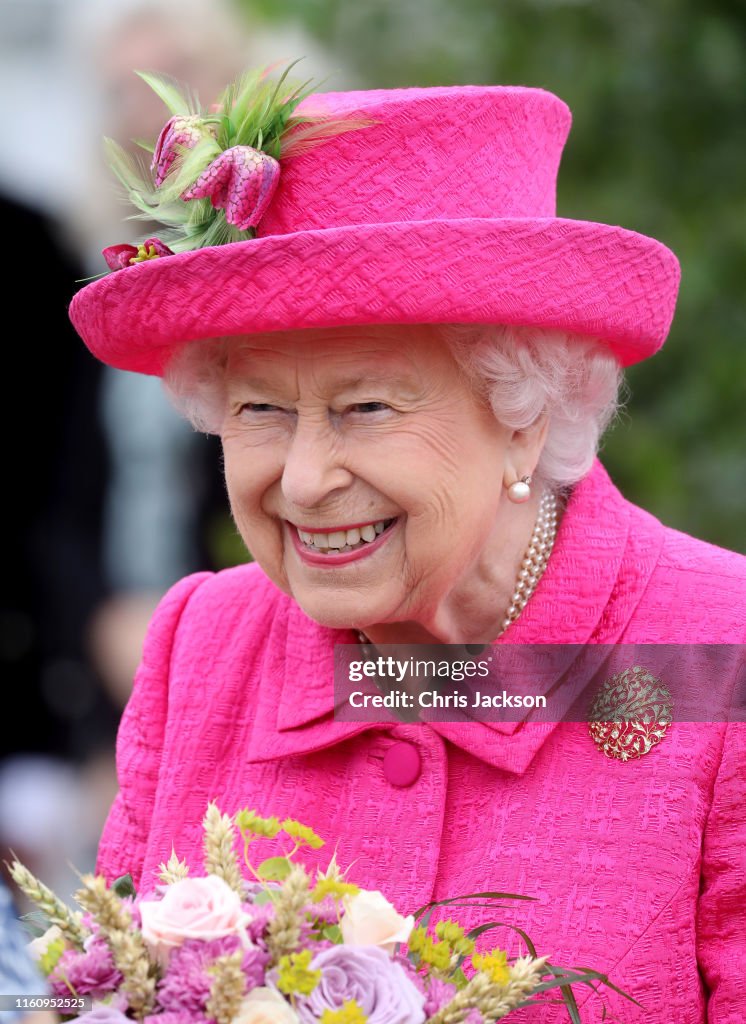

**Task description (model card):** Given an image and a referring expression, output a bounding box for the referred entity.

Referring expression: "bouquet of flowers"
[11,803,632,1024]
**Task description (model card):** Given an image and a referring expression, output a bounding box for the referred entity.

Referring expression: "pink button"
[383,741,421,787]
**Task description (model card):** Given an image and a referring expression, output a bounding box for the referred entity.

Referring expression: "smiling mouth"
[292,517,398,554]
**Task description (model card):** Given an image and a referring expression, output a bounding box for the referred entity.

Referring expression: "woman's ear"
[502,414,550,488]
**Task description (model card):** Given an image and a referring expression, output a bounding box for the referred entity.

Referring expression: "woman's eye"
[239,402,282,414]
[349,401,390,413]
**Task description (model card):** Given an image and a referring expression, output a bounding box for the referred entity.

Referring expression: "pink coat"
[97,460,746,1023]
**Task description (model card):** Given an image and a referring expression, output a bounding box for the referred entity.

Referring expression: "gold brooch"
[588,666,672,761]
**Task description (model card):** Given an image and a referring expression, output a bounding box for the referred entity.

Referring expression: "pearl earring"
[507,475,532,503]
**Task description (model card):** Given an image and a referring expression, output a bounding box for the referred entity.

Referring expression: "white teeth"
[296,519,393,552]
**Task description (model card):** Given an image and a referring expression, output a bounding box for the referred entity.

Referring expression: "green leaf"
[449,966,469,990]
[411,891,536,919]
[257,856,292,881]
[134,70,193,116]
[322,924,343,943]
[111,873,136,899]
[252,889,277,905]
[464,921,537,957]
[39,937,65,975]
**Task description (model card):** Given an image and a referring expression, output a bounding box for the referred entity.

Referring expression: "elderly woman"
[69,74,745,1023]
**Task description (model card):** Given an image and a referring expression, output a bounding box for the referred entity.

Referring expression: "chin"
[292,589,393,632]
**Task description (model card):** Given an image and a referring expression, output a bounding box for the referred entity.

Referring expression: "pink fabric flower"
[102,244,138,270]
[181,146,280,230]
[139,875,251,965]
[102,238,173,270]
[152,115,212,188]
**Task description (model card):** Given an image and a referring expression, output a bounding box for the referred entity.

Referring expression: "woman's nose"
[280,418,354,509]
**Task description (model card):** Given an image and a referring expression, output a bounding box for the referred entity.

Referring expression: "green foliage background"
[233,0,746,552]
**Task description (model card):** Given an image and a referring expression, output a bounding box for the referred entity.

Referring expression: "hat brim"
[69,217,680,375]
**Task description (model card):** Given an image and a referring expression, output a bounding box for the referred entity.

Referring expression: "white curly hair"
[162,323,624,492]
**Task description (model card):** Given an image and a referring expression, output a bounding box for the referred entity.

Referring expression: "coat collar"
[246,460,665,773]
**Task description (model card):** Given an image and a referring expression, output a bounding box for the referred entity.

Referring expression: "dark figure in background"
[1,193,114,764]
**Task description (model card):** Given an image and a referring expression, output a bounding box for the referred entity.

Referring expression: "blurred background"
[0,0,744,933]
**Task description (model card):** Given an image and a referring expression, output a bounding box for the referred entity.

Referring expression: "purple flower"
[181,146,280,230]
[68,1007,129,1024]
[49,937,122,998]
[294,946,425,1024]
[158,936,268,1013]
[242,901,274,945]
[307,896,341,927]
[423,976,457,1016]
[145,1014,208,1024]
[152,115,212,187]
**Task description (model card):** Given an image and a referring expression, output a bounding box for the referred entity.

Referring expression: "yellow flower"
[276,950,321,996]
[311,879,360,902]
[406,926,450,972]
[472,948,510,986]
[435,920,475,958]
[321,1000,368,1024]
[407,926,427,953]
[235,810,282,839]
[130,243,161,263]
[282,819,325,850]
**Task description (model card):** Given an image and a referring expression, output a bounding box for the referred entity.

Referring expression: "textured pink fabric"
[68,86,680,375]
[97,461,746,1023]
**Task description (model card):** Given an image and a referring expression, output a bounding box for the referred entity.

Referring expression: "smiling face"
[220,325,527,636]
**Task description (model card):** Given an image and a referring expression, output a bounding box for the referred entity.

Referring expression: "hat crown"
[258,86,572,237]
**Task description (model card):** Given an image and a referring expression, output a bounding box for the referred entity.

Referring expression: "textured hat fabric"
[68,85,681,375]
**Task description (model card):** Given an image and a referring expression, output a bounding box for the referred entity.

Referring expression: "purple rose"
[294,946,425,1024]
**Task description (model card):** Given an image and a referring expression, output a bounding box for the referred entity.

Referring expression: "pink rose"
[139,875,250,965]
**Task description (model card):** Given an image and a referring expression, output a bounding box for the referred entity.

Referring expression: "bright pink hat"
[69,83,680,375]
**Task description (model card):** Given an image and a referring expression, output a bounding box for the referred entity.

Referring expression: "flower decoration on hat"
[102,60,369,271]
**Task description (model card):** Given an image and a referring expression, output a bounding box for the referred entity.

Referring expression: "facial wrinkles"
[220,327,511,628]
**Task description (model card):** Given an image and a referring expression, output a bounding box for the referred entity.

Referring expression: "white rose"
[234,988,300,1024]
[341,889,415,955]
[28,925,64,962]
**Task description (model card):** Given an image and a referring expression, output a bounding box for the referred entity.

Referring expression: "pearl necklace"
[356,489,559,646]
[499,488,558,635]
